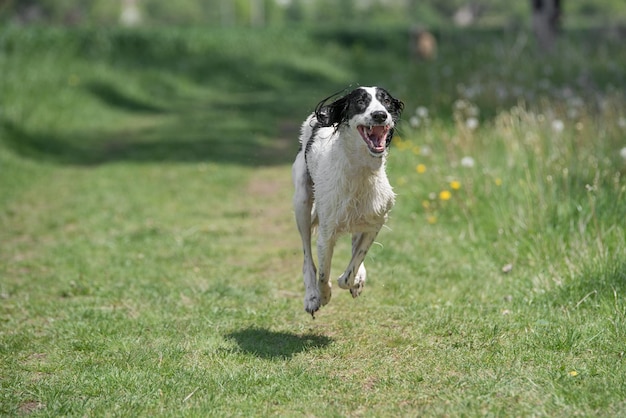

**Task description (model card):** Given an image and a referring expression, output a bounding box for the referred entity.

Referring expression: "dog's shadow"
[226,327,332,359]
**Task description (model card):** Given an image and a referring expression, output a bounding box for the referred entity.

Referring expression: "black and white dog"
[292,86,404,316]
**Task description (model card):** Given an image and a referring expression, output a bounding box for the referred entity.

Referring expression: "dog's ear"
[386,128,396,147]
[315,94,349,127]
[390,97,404,121]
[387,98,403,147]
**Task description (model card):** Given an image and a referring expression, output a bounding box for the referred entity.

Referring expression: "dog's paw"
[337,270,352,289]
[304,294,321,317]
[350,264,366,298]
[350,281,364,298]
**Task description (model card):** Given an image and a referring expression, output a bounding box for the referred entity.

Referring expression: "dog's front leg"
[338,230,380,297]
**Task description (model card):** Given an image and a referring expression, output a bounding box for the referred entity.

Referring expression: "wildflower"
[618,117,626,129]
[466,117,479,130]
[422,200,430,209]
[439,190,451,201]
[68,74,80,86]
[420,146,432,156]
[395,138,412,151]
[454,99,467,111]
[416,106,429,118]
[461,156,475,168]
[494,178,502,186]
[409,116,420,128]
[427,215,437,224]
[450,180,461,190]
[568,370,579,377]
[551,119,564,133]
[620,147,626,160]
[416,164,427,174]
[412,146,420,155]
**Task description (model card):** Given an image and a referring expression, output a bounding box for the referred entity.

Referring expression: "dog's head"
[315,86,404,157]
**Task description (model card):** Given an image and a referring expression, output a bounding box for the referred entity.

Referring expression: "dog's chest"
[316,170,394,233]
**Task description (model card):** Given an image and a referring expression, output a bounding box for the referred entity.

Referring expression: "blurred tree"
[531,0,561,51]
[284,0,305,24]
[0,0,624,28]
[250,0,264,27]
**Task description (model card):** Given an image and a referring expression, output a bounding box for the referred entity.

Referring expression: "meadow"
[1,25,625,416]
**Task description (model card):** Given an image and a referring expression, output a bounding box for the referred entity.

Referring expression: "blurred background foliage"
[1,0,625,28]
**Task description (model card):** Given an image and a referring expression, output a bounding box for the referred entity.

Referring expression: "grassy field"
[1,26,625,416]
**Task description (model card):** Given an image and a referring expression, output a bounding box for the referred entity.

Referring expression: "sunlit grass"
[1,26,625,416]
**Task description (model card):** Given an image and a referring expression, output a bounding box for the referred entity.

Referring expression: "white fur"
[292,86,399,316]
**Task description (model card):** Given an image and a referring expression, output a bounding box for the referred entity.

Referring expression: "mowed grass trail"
[1,27,626,416]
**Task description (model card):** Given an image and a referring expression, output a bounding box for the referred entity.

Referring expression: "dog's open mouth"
[357,125,391,155]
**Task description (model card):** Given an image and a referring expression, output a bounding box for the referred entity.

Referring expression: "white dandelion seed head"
[409,116,420,128]
[466,117,479,130]
[620,147,626,160]
[416,106,429,118]
[461,156,475,168]
[618,117,626,129]
[454,99,467,111]
[551,119,564,133]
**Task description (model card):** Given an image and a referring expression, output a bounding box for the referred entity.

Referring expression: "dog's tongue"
[370,126,387,147]
[359,125,389,153]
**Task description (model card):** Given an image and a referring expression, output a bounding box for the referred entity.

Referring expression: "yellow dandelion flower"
[68,74,80,86]
[495,178,502,186]
[412,146,420,155]
[397,139,412,151]
[439,190,452,201]
[427,215,437,224]
[450,180,461,190]
[422,200,430,209]
[416,164,427,174]
[568,370,579,377]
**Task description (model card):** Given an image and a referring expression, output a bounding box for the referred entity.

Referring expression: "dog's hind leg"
[293,156,320,316]
[338,230,380,297]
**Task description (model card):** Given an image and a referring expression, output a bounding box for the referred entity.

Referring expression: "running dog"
[292,86,403,316]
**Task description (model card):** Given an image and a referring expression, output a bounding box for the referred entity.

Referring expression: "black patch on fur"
[375,87,404,122]
[315,88,372,128]
[375,87,404,146]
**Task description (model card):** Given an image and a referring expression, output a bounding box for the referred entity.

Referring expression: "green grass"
[1,26,626,416]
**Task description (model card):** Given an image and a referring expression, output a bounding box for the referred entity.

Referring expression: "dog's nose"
[371,111,388,124]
